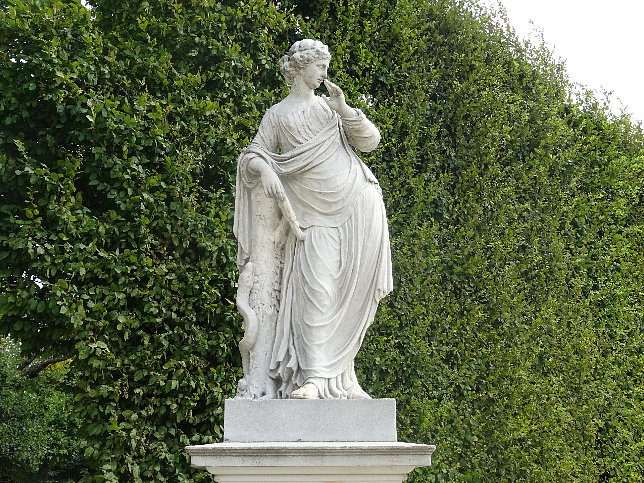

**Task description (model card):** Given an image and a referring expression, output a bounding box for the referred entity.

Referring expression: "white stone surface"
[234,39,393,400]
[190,37,433,482]
[223,398,397,442]
[186,442,436,483]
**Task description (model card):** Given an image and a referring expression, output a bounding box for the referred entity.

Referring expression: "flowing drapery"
[234,98,392,398]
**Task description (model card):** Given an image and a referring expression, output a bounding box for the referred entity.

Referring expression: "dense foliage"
[1,0,642,481]
[0,338,82,482]
[289,1,644,481]
[1,0,293,480]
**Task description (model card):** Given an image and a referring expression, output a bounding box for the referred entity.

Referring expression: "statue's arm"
[322,79,380,153]
[239,110,285,199]
[340,109,381,153]
[246,156,285,200]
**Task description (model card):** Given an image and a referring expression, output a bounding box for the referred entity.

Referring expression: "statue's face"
[296,59,329,90]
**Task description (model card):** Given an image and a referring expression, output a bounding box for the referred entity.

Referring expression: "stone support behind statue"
[187,397,436,483]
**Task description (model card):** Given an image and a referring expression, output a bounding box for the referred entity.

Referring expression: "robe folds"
[234,97,393,398]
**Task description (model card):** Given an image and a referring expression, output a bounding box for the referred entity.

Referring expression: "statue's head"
[279,39,331,86]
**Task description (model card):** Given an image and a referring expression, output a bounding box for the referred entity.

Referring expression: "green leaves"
[1,0,643,481]
[297,0,644,481]
[0,338,82,481]
[0,0,273,479]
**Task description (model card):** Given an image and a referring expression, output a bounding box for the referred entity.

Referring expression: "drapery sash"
[234,115,376,264]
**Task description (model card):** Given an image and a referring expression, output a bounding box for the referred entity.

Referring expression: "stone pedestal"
[186,442,434,482]
[186,399,436,483]
[223,398,398,442]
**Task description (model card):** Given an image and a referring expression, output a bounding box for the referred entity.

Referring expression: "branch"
[17,353,37,371]
[21,356,70,378]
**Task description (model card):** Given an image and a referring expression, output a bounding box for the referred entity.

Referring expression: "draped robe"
[234,97,392,398]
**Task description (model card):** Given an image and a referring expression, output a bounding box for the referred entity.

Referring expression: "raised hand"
[322,79,354,118]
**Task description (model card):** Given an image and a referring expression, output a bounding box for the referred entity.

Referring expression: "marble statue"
[233,39,392,400]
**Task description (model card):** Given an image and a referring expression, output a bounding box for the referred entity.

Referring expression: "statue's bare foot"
[291,382,319,399]
[346,386,371,399]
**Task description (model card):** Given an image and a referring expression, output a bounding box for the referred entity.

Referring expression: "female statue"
[234,39,392,400]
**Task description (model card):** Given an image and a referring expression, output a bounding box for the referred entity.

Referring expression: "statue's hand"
[322,79,353,118]
[260,168,285,200]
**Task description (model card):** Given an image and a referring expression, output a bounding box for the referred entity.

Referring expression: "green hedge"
[1,0,643,481]
[290,1,644,480]
[1,0,293,480]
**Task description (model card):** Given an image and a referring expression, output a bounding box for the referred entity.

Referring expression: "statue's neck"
[288,82,315,103]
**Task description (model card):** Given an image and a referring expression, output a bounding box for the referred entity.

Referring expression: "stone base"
[185,442,436,483]
[224,398,397,442]
[187,398,435,482]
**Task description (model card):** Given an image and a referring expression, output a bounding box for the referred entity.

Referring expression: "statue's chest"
[276,110,332,151]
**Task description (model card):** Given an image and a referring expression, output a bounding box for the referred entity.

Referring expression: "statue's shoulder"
[261,103,278,119]
[256,103,281,131]
[269,98,294,118]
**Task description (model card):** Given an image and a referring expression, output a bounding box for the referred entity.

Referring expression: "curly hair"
[279,39,331,86]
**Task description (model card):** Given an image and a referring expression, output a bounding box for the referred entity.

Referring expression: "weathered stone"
[223,398,397,442]
[186,442,436,482]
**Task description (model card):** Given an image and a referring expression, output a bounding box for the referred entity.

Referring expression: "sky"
[480,0,644,123]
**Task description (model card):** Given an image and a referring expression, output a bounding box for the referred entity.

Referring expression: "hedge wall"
[1,0,642,481]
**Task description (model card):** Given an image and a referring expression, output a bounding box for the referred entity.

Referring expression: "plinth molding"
[186,441,436,483]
